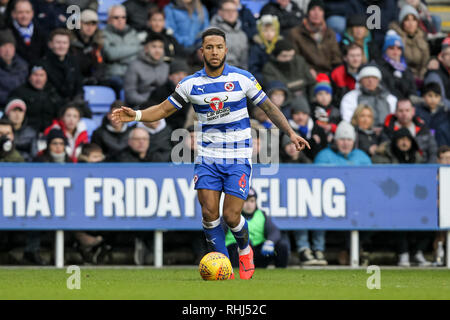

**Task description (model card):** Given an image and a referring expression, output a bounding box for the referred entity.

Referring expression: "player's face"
[201,35,228,71]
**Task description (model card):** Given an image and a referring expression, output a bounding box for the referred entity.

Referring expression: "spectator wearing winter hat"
[224,187,291,268]
[289,0,342,75]
[280,133,312,164]
[8,64,62,132]
[340,13,380,63]
[265,80,290,120]
[388,4,430,82]
[0,29,28,108]
[331,42,364,103]
[3,98,37,162]
[262,39,315,100]
[340,64,397,128]
[311,73,340,141]
[424,37,450,109]
[249,14,281,84]
[375,30,417,100]
[33,128,72,163]
[314,120,372,165]
[147,58,191,130]
[287,95,327,162]
[398,0,441,35]
[259,0,304,35]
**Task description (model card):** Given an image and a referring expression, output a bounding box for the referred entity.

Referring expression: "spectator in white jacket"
[340,65,397,130]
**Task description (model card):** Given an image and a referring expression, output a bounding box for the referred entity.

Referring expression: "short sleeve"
[243,73,267,107]
[168,78,191,110]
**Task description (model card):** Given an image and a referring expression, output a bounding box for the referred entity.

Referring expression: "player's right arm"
[111,98,178,123]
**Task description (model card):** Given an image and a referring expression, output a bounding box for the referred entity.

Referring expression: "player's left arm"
[259,98,311,151]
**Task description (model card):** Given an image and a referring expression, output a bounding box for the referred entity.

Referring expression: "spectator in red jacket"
[43,104,88,162]
[331,42,364,103]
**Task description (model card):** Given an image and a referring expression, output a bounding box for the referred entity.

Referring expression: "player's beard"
[204,55,226,71]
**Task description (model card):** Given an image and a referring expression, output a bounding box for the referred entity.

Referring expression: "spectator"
[8,64,61,132]
[0,118,24,162]
[265,80,290,120]
[124,33,169,107]
[262,39,315,99]
[380,98,437,163]
[9,0,46,64]
[91,100,134,160]
[376,30,417,100]
[280,133,311,163]
[103,4,142,96]
[0,0,10,29]
[109,127,160,162]
[0,29,28,108]
[311,73,340,140]
[146,8,185,60]
[340,65,397,128]
[351,104,378,157]
[388,4,430,82]
[163,0,209,50]
[123,0,157,31]
[259,0,303,35]
[287,95,327,161]
[137,118,173,162]
[147,59,191,130]
[340,14,380,63]
[331,42,363,104]
[399,0,441,35]
[3,98,37,161]
[31,0,67,36]
[78,142,105,163]
[289,0,342,75]
[231,0,257,42]
[69,9,105,85]
[438,145,450,165]
[424,37,450,109]
[210,0,248,69]
[435,111,450,148]
[33,128,71,162]
[43,104,88,162]
[249,14,281,84]
[40,28,86,112]
[224,187,291,268]
[314,120,372,164]
[372,128,430,267]
[415,82,448,145]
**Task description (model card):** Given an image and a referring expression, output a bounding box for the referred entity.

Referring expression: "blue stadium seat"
[84,85,116,114]
[98,0,124,22]
[241,0,268,18]
[82,117,100,140]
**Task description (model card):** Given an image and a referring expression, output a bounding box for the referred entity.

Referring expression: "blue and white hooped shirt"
[168,64,267,162]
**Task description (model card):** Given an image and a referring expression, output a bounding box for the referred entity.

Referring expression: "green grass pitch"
[0,268,449,300]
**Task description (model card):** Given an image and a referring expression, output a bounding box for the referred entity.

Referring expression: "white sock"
[239,245,250,256]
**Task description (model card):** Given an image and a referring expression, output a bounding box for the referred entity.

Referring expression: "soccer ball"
[199,252,233,281]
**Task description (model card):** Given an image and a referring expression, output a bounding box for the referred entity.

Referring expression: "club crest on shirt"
[224,82,235,92]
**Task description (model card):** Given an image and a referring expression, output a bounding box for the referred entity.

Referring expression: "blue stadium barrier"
[84,85,116,114]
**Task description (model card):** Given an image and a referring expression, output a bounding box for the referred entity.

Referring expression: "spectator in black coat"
[33,128,71,162]
[287,95,327,161]
[91,100,134,159]
[109,127,160,162]
[376,30,417,100]
[3,98,37,161]
[146,8,185,61]
[147,59,191,129]
[137,119,173,162]
[0,0,12,29]
[8,63,61,132]
[40,28,86,112]
[233,0,257,43]
[350,103,379,157]
[31,0,67,36]
[260,0,303,35]
[0,29,28,108]
[69,10,105,85]
[9,0,47,64]
[123,0,157,31]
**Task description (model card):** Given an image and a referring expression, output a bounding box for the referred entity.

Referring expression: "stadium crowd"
[0,0,449,267]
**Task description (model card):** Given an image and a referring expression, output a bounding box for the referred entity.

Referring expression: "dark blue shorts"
[193,161,252,200]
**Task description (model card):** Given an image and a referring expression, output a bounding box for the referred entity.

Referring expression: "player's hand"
[261,240,275,257]
[290,132,311,152]
[111,106,136,124]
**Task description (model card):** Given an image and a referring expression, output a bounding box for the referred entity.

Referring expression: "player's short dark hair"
[201,28,226,43]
